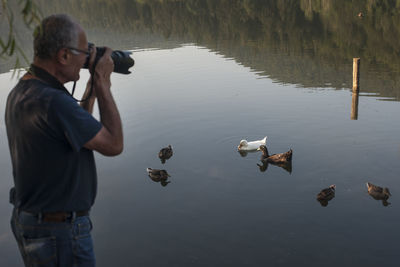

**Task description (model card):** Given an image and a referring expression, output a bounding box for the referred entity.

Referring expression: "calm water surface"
[1,1,400,266]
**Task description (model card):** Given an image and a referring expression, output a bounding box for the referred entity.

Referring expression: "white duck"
[237,136,267,151]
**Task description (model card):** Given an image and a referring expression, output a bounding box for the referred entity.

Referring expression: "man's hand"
[93,47,114,91]
[80,44,98,112]
[84,47,123,156]
[87,43,97,75]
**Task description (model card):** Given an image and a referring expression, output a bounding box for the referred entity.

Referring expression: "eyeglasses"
[66,46,91,57]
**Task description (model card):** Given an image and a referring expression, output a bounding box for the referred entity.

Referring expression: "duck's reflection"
[256,161,292,173]
[237,150,259,158]
[257,161,269,172]
[148,176,171,187]
[366,182,391,206]
[316,185,336,207]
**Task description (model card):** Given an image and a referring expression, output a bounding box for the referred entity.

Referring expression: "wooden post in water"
[352,58,360,93]
[351,58,360,120]
[351,92,359,120]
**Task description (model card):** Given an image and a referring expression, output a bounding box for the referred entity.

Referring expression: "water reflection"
[257,161,292,174]
[2,0,400,100]
[150,178,171,187]
[257,161,269,172]
[237,150,258,158]
[2,2,400,266]
[351,92,359,120]
[366,182,391,206]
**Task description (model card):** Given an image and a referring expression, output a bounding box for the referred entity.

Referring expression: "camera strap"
[28,64,93,102]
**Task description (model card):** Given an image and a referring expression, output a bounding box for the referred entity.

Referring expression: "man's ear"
[56,48,70,65]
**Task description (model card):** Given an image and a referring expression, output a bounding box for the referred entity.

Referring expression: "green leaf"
[0,38,6,50]
[11,57,20,78]
[22,0,32,16]
[1,0,42,71]
[9,38,16,56]
[17,46,30,66]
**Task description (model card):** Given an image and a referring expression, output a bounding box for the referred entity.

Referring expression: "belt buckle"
[42,212,69,222]
[41,210,88,223]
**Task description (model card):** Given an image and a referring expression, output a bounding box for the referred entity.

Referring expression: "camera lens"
[83,44,134,74]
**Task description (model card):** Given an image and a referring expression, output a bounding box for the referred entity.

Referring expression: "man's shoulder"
[13,78,71,101]
[13,78,60,94]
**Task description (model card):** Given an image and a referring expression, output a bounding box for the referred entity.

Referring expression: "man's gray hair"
[33,14,80,59]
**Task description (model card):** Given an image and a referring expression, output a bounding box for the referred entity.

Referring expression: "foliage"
[2,0,400,99]
[3,0,400,71]
[0,0,42,72]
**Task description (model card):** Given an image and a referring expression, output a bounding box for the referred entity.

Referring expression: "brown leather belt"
[41,210,89,222]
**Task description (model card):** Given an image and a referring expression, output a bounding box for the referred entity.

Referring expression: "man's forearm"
[80,79,96,114]
[94,80,123,149]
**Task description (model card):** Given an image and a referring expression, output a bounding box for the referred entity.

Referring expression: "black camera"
[83,43,134,74]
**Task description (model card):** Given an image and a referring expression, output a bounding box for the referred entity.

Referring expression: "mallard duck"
[147,168,171,187]
[237,136,267,151]
[317,185,336,206]
[366,182,391,206]
[259,145,292,164]
[158,145,173,163]
[146,168,171,181]
[317,185,336,200]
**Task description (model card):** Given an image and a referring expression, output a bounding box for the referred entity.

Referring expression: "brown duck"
[259,145,292,164]
[366,182,391,206]
[317,185,336,207]
[158,145,173,163]
[147,168,171,181]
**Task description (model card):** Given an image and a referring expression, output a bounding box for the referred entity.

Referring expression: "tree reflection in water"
[2,0,400,101]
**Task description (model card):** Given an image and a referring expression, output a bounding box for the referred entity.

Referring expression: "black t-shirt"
[5,78,102,213]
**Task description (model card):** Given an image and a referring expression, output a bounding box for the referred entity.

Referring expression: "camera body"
[83,44,135,74]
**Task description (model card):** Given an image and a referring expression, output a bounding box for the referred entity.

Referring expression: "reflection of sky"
[1,46,400,266]
[3,0,400,101]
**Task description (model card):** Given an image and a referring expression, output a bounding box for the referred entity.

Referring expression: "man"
[5,14,123,266]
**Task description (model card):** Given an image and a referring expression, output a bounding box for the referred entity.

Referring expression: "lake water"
[1,1,400,266]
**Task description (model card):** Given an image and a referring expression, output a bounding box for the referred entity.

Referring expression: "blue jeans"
[11,209,96,267]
